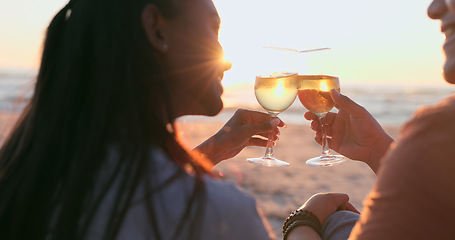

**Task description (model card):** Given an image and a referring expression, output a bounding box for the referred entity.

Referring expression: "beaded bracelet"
[282,209,321,240]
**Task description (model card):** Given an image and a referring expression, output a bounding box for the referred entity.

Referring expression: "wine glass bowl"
[297,75,339,117]
[254,72,298,117]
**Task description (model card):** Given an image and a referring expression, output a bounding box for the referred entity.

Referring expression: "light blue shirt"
[87,148,272,240]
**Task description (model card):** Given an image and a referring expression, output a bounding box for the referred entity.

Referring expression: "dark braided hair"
[0,0,210,239]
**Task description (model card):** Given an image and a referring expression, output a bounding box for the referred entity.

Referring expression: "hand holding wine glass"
[304,90,394,173]
[297,48,347,167]
[247,47,298,167]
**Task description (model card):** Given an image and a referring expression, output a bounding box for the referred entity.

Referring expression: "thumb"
[339,202,360,214]
[331,193,350,207]
[331,89,365,116]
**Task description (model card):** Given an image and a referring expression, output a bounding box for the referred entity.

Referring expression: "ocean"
[0,69,35,112]
[1,69,455,127]
[188,82,455,127]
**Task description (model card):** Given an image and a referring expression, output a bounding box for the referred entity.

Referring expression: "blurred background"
[1,1,450,236]
[0,0,453,125]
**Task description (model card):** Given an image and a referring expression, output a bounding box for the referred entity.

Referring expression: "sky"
[213,0,444,87]
[0,0,446,87]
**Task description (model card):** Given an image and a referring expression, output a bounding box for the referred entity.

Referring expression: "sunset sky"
[213,0,444,87]
[0,0,446,87]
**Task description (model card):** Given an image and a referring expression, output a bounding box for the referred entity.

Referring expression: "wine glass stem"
[264,131,274,158]
[264,114,278,158]
[319,116,330,156]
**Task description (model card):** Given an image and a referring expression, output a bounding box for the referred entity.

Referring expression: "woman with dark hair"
[0,0,317,239]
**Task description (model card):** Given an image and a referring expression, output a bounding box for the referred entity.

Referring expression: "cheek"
[446,0,455,13]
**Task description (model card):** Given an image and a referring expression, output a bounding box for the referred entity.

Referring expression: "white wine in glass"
[297,48,346,167]
[255,73,299,115]
[297,75,339,115]
[248,72,298,167]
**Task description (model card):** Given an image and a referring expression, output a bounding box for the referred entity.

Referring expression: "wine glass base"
[247,156,290,167]
[306,155,346,167]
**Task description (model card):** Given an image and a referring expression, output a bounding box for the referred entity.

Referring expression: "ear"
[141,4,169,53]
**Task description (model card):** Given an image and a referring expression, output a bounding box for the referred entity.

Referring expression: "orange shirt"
[350,95,455,239]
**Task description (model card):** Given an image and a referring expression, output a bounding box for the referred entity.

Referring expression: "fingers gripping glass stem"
[305,114,346,167]
[247,115,290,167]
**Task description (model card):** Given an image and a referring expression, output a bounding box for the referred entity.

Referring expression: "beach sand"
[177,118,400,237]
[0,111,400,238]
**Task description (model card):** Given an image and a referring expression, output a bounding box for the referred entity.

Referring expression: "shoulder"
[203,175,262,223]
[116,147,272,239]
[379,94,455,200]
[400,94,455,141]
[203,175,255,205]
[201,176,273,239]
[386,95,455,165]
[351,95,455,239]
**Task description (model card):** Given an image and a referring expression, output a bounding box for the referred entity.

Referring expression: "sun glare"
[320,82,329,92]
[275,80,285,96]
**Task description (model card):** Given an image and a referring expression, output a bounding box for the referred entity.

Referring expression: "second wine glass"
[297,48,347,167]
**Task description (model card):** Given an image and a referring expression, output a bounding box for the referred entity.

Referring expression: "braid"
[35,2,71,90]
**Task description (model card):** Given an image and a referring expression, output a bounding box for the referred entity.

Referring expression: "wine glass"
[247,47,298,167]
[297,48,346,167]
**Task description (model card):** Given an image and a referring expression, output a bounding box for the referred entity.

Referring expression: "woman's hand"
[305,90,394,173]
[194,109,285,165]
[300,193,359,225]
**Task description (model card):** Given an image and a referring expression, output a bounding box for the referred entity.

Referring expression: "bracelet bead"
[282,209,321,240]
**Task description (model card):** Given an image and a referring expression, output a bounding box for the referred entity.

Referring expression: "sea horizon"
[1,68,455,127]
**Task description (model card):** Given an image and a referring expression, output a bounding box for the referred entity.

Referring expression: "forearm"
[287,226,321,240]
[193,135,222,166]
